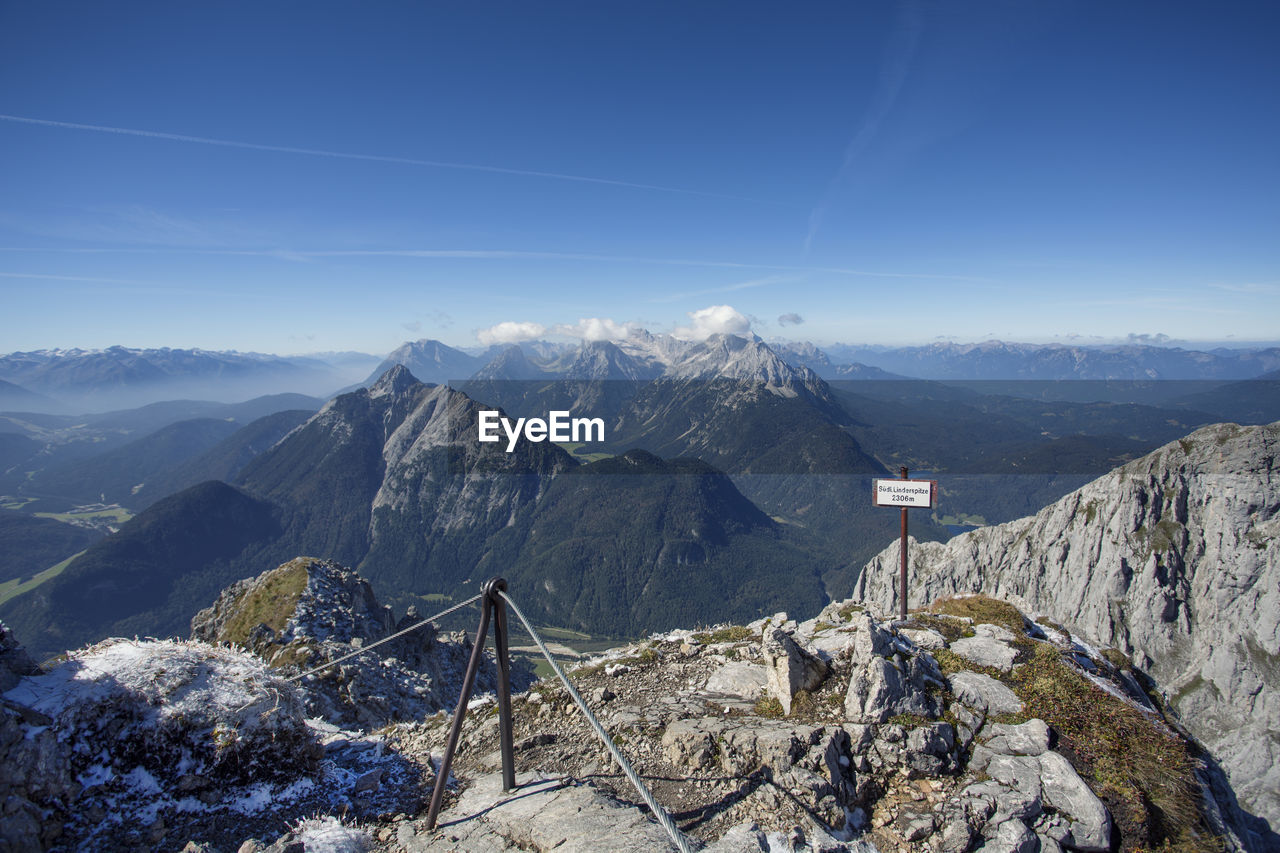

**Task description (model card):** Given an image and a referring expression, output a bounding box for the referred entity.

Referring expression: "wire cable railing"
[498,588,696,853]
[283,593,482,684]
[417,578,696,853]
[260,575,694,850]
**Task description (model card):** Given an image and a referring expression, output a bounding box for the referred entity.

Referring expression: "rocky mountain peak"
[668,333,803,385]
[472,344,551,381]
[368,362,422,397]
[190,556,393,648]
[190,556,531,729]
[856,421,1280,843]
[558,339,661,381]
[365,339,481,387]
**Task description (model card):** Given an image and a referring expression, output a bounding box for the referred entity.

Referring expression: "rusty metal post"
[899,466,909,621]
[484,577,517,792]
[425,596,492,830]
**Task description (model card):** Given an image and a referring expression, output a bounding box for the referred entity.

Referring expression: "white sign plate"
[873,478,936,508]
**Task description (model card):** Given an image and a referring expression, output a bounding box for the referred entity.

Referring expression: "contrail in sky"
[804,0,925,255]
[0,113,774,205]
[0,245,993,282]
[0,271,139,284]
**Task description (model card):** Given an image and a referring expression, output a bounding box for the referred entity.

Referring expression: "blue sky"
[1,1,1277,355]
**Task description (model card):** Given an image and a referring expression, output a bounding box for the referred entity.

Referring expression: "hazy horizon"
[5,328,1280,362]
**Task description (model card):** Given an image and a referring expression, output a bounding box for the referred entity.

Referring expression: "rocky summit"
[395,595,1252,853]
[856,421,1279,845]
[190,556,533,728]
[5,576,1252,851]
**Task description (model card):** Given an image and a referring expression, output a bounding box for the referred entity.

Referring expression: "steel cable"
[497,590,697,853]
[284,593,483,684]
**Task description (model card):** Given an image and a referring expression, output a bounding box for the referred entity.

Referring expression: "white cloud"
[672,305,752,340]
[477,321,546,346]
[553,317,639,341]
[778,312,804,326]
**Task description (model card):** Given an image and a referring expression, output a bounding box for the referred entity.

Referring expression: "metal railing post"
[484,577,517,793]
[424,577,519,829]
[425,595,492,830]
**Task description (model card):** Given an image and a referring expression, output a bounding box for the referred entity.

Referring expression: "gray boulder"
[905,722,956,775]
[984,818,1038,853]
[948,671,1024,715]
[950,636,1018,672]
[704,662,768,699]
[845,654,942,723]
[1037,750,1112,852]
[762,628,828,715]
[899,627,948,650]
[985,754,1044,825]
[982,719,1051,757]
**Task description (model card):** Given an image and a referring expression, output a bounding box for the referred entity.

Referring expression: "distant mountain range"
[0,379,59,411]
[3,332,1279,665]
[811,339,1280,381]
[0,347,365,411]
[0,394,324,504]
[5,337,1277,417]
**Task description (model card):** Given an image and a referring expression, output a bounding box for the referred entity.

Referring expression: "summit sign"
[872,478,936,509]
[873,470,937,621]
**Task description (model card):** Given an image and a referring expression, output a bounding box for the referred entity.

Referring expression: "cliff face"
[856,422,1280,840]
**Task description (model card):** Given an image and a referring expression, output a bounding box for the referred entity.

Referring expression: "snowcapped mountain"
[465,331,819,390]
[549,339,663,381]
[471,345,556,381]
[820,340,1280,381]
[0,346,347,411]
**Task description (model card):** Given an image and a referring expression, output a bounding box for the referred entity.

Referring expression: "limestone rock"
[404,772,680,852]
[982,719,1051,757]
[1037,750,1112,852]
[704,662,768,699]
[701,823,770,852]
[842,615,945,724]
[984,754,1043,825]
[948,671,1023,715]
[7,638,318,787]
[845,654,943,723]
[985,818,1038,853]
[848,613,895,664]
[899,627,948,650]
[949,636,1018,672]
[855,422,1280,836]
[762,628,828,715]
[904,722,956,775]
